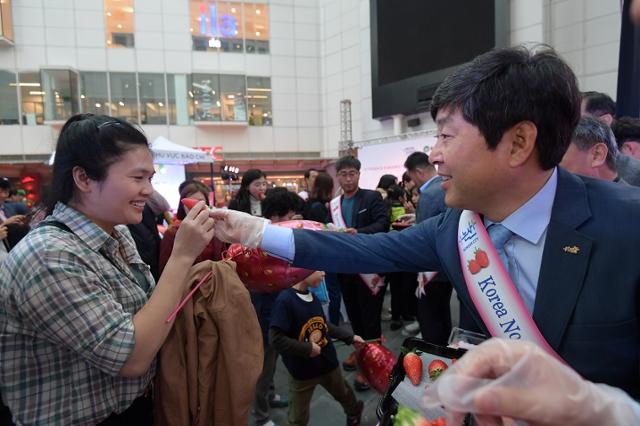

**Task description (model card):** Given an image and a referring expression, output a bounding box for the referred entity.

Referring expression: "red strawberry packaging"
[181,199,330,293]
[354,341,397,394]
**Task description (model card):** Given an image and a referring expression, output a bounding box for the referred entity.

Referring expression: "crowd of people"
[4,35,640,426]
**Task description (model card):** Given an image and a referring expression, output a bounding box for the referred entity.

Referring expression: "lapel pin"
[563,246,580,254]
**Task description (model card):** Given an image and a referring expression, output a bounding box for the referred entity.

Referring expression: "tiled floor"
[254,292,460,426]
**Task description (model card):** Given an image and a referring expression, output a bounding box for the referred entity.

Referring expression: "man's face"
[559,143,595,178]
[336,167,360,194]
[406,168,426,188]
[621,141,640,160]
[429,108,512,212]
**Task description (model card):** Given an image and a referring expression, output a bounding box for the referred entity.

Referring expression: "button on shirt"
[0,202,156,425]
[483,168,558,313]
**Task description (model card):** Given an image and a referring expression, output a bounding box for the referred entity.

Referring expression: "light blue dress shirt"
[483,168,557,313]
[262,168,559,314]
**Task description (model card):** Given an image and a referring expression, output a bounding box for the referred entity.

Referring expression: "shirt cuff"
[261,224,295,262]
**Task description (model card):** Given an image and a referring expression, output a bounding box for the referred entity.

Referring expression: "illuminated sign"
[199,3,238,38]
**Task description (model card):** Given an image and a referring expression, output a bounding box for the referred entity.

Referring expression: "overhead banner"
[357,136,437,190]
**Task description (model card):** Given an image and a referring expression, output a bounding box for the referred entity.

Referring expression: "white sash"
[330,195,385,295]
[457,210,561,360]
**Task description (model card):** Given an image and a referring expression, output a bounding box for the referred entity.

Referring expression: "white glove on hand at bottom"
[208,208,269,248]
[424,338,638,426]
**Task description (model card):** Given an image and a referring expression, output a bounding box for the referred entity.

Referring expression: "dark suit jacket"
[291,168,640,397]
[335,189,389,234]
[617,154,640,187]
[416,176,446,224]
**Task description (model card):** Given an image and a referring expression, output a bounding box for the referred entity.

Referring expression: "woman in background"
[228,169,268,216]
[302,171,334,223]
[158,180,224,274]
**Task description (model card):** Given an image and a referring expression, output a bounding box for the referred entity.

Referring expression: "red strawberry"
[427,359,448,381]
[403,352,423,386]
[475,249,489,268]
[181,198,200,210]
[431,417,446,426]
[467,259,481,275]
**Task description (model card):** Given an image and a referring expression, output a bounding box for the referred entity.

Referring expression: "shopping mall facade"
[0,0,623,204]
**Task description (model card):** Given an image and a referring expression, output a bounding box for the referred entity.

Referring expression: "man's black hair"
[262,187,304,219]
[430,45,581,170]
[612,116,640,148]
[403,151,434,171]
[335,155,361,172]
[582,91,616,117]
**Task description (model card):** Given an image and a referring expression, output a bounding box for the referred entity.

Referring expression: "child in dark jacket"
[269,271,364,426]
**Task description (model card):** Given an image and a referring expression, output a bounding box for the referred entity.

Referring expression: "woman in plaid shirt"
[0,114,215,425]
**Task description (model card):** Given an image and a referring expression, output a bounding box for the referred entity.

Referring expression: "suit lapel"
[532,169,593,351]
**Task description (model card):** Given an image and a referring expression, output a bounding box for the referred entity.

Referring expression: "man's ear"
[590,143,608,167]
[599,113,614,127]
[622,142,634,156]
[72,166,93,194]
[507,121,538,167]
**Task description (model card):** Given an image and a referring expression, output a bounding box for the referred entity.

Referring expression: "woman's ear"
[71,166,93,194]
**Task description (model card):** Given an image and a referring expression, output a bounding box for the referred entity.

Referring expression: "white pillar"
[392,114,406,135]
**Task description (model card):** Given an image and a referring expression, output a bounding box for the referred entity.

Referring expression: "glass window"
[191,73,221,122]
[247,76,271,126]
[104,0,135,48]
[18,72,44,125]
[41,69,79,121]
[190,0,243,52]
[80,72,109,115]
[167,74,191,125]
[109,72,138,123]
[0,0,14,43]
[243,3,269,54]
[139,73,167,124]
[220,74,246,121]
[0,71,19,124]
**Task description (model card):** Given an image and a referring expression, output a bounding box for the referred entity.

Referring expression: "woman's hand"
[172,201,215,261]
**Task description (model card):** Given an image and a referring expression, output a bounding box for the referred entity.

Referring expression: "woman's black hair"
[228,168,267,214]
[47,113,149,214]
[386,184,405,202]
[310,172,334,203]
[376,174,397,190]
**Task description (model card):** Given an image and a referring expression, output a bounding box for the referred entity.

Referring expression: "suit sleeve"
[292,215,443,274]
[357,192,390,234]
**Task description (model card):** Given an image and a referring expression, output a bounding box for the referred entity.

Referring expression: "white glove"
[424,338,639,426]
[208,208,269,248]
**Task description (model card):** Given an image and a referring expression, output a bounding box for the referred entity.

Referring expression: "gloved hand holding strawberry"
[423,338,640,426]
[182,198,268,248]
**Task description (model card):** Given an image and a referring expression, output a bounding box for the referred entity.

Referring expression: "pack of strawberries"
[376,338,468,426]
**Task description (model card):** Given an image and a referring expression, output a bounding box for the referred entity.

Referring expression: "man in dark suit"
[331,156,389,391]
[212,46,640,400]
[404,152,452,344]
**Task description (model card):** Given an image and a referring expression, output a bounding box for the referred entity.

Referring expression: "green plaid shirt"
[0,203,156,425]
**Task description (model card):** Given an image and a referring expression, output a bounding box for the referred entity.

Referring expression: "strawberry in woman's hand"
[403,351,423,386]
[180,198,201,210]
